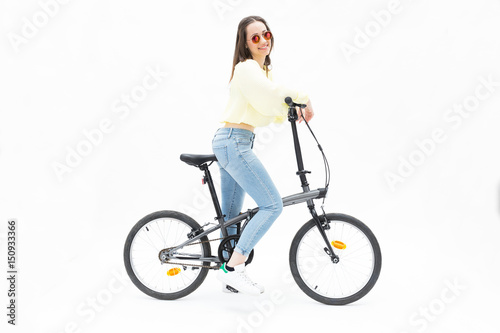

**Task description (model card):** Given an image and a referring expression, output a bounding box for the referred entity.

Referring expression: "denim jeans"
[211,127,283,257]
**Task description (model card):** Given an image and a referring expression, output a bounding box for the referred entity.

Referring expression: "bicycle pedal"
[224,285,239,293]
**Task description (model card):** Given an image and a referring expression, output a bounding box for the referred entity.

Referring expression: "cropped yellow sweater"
[220,59,309,127]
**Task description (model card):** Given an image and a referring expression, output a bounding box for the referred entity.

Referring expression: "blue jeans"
[211,128,283,257]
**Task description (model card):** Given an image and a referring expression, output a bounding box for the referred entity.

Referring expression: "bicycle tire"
[124,210,211,300]
[289,213,381,305]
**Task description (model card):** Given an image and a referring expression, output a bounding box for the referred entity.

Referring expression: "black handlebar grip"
[285,96,307,108]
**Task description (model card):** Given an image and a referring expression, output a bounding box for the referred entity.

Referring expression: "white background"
[1,0,500,332]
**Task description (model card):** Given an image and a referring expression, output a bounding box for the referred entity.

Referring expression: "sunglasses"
[248,31,272,44]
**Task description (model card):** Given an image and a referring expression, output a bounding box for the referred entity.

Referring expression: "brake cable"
[297,106,331,209]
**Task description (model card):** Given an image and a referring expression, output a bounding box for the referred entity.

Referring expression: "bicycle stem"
[288,105,310,192]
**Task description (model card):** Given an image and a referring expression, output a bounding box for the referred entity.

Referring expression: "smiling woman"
[212,15,314,295]
[228,17,275,83]
[221,17,312,130]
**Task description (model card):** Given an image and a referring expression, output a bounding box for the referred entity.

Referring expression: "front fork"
[307,200,339,264]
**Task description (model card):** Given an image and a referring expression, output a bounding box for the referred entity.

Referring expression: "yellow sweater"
[220,59,309,127]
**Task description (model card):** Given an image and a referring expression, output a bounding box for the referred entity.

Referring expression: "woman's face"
[246,21,271,59]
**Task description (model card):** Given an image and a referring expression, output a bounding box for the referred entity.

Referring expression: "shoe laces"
[235,269,256,287]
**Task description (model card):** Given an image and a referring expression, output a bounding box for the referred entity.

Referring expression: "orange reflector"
[331,240,346,250]
[167,267,181,276]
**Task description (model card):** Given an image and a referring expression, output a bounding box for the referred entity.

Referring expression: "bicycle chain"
[162,237,225,269]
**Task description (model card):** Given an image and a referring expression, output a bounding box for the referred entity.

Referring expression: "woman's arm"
[233,60,310,117]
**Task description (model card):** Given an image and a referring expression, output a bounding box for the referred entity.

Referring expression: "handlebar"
[284,96,307,109]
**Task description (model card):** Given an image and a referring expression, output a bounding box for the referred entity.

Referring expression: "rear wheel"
[124,210,211,300]
[289,213,381,305]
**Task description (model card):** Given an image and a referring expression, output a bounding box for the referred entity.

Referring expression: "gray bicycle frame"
[165,101,337,264]
[165,188,327,262]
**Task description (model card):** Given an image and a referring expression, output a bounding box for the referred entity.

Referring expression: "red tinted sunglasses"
[248,31,272,44]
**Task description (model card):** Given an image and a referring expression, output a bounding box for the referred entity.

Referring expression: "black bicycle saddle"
[180,154,217,167]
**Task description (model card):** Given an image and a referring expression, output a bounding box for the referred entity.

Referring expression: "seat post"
[199,164,225,228]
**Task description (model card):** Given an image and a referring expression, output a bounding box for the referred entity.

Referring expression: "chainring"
[217,235,254,265]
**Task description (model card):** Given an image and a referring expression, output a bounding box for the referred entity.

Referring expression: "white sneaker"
[217,263,263,296]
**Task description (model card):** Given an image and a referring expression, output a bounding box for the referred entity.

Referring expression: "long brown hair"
[229,16,274,84]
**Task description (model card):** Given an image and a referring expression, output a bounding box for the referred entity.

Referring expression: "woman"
[213,15,314,295]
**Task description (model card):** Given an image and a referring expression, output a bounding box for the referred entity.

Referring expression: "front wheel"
[289,213,381,305]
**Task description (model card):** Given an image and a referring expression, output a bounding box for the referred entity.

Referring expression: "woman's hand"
[297,99,314,123]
